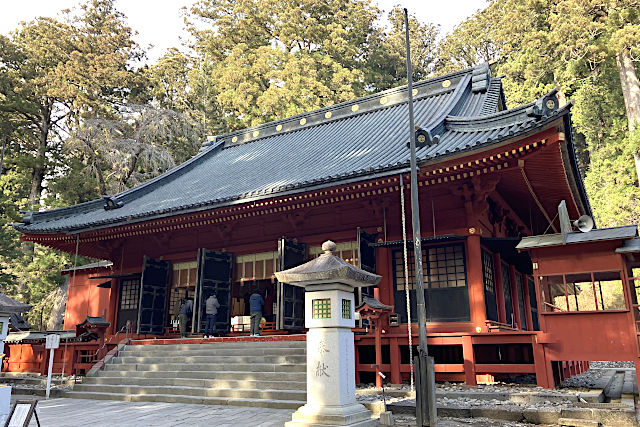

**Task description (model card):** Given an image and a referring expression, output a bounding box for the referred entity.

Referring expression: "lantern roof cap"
[274,240,381,288]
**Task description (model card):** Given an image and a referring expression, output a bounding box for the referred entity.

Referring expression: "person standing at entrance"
[249,289,264,337]
[179,298,193,338]
[205,293,220,338]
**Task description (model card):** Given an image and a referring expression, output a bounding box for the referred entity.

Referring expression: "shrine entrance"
[114,227,378,338]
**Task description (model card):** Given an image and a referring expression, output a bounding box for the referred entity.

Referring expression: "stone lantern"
[275,240,381,427]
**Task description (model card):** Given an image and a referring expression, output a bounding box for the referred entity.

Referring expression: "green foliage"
[184,0,438,131]
[437,0,640,227]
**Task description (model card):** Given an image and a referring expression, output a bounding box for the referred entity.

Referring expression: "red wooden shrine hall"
[11,64,628,389]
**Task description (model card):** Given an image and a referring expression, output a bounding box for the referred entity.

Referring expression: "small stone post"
[275,240,381,427]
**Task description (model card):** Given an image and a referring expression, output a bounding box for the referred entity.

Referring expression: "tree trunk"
[86,146,106,195]
[121,147,143,191]
[95,161,107,196]
[29,104,51,210]
[0,138,6,176]
[616,49,640,184]
[46,276,69,331]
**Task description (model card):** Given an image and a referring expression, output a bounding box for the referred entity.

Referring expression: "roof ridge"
[419,73,472,142]
[479,78,504,115]
[446,90,570,132]
[211,66,487,150]
[115,139,225,203]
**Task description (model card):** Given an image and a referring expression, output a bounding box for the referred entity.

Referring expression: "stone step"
[95,369,306,382]
[129,340,306,351]
[113,354,306,365]
[120,347,306,357]
[0,372,41,377]
[64,391,305,410]
[83,376,307,390]
[73,383,306,401]
[103,362,306,373]
[0,377,69,386]
[4,386,66,398]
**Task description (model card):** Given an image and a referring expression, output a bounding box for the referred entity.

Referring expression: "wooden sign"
[4,400,39,427]
[45,334,60,350]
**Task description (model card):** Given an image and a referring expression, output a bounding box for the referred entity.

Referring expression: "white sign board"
[45,334,59,350]
[7,403,30,427]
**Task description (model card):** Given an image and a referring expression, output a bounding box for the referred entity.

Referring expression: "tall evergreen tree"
[185,0,438,131]
[436,0,640,227]
[0,0,142,210]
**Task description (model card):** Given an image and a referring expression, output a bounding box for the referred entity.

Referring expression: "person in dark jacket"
[249,289,264,337]
[204,293,220,338]
[179,298,193,338]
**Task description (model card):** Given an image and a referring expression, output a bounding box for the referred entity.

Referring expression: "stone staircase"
[66,340,307,409]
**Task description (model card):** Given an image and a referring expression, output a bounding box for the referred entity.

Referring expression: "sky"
[0,0,489,63]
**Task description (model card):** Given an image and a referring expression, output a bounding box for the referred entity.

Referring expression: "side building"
[13,64,599,386]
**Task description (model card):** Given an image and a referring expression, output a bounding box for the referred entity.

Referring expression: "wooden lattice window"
[481,250,495,293]
[427,245,466,288]
[515,272,528,329]
[394,244,467,290]
[501,263,514,324]
[342,299,351,319]
[119,279,140,310]
[77,349,97,364]
[312,299,331,319]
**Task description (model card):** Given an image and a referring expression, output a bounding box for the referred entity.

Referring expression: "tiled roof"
[17,64,574,234]
[356,296,394,311]
[0,293,32,314]
[517,225,638,250]
[61,260,112,273]
[10,313,31,331]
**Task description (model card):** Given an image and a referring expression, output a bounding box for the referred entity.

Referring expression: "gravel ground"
[385,396,576,411]
[393,414,541,426]
[560,368,607,389]
[559,360,635,389]
[437,382,575,395]
[590,361,635,369]
[358,380,582,396]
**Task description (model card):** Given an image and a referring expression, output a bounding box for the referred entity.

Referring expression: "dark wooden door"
[515,272,528,330]
[137,257,171,335]
[528,276,539,330]
[358,227,377,300]
[194,249,233,334]
[482,250,499,322]
[501,263,514,326]
[277,238,306,330]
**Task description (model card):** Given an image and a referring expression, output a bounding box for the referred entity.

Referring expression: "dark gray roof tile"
[17,65,573,234]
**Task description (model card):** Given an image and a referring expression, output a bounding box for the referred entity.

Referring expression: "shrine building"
[11,64,640,390]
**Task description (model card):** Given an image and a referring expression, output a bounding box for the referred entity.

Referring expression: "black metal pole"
[404,9,437,426]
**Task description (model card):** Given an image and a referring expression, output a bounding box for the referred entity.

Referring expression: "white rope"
[400,174,414,391]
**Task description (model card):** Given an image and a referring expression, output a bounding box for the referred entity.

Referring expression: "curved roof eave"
[17,107,575,236]
[15,68,586,236]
